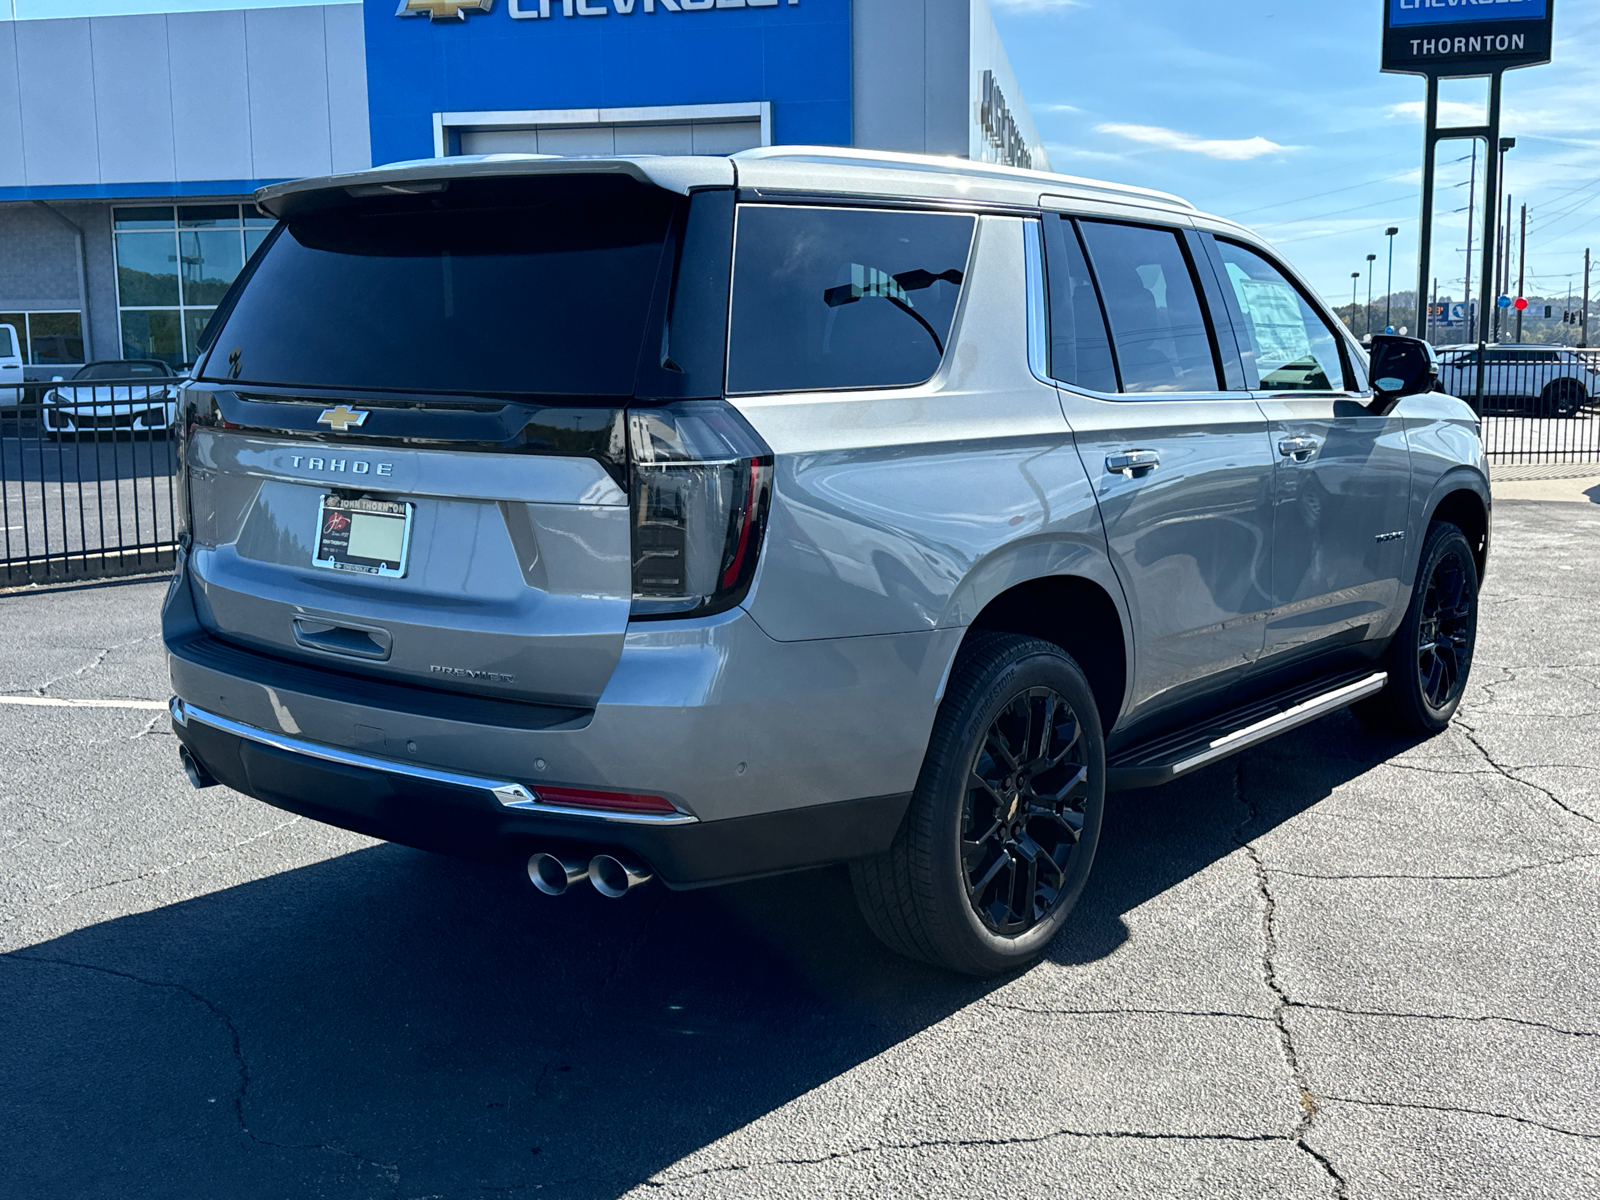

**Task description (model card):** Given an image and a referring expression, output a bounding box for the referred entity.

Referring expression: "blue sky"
[991,0,1600,310]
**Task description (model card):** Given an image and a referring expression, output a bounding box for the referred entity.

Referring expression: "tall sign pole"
[1384,0,1556,410]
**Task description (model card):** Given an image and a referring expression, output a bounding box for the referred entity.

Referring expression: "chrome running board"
[1106,671,1388,791]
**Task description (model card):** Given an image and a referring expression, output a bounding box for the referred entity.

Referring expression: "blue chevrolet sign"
[1383,0,1555,76]
[1389,0,1547,28]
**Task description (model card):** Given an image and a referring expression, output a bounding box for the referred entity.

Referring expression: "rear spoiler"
[255,155,737,219]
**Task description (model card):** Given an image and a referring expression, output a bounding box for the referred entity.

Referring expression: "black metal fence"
[1,377,180,586]
[1,350,1597,588]
[1446,346,1600,465]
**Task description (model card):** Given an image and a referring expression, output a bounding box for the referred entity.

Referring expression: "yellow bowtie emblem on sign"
[399,0,493,21]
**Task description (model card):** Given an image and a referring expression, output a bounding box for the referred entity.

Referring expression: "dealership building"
[0,0,1046,374]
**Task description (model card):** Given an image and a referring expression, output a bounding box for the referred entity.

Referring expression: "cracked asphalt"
[3,498,1599,1199]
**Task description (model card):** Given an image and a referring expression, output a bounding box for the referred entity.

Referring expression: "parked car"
[163,149,1489,976]
[41,359,179,439]
[0,323,22,407]
[1435,343,1597,416]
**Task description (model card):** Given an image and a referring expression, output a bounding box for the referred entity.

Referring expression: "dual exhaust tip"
[527,851,652,899]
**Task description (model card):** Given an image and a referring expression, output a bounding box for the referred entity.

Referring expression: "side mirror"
[1367,334,1438,415]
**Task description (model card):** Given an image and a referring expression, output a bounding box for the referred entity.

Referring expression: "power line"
[1218,169,1418,221]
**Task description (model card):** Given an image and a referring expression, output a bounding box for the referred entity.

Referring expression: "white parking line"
[0,695,168,710]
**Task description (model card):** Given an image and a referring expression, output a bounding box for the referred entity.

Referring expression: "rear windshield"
[201,177,678,397]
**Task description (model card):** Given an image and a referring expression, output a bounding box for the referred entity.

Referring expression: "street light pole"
[1351,272,1361,333]
[1385,227,1399,331]
[1366,253,1377,338]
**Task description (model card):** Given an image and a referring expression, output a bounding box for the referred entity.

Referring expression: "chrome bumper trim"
[170,698,699,826]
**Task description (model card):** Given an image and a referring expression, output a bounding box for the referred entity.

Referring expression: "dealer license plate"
[312,495,413,577]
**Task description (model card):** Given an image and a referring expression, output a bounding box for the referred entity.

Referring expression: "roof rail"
[732,145,1196,211]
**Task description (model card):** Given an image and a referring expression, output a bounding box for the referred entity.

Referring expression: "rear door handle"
[1278,435,1321,463]
[1106,449,1161,478]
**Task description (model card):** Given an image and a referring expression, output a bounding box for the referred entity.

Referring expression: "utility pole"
[1515,203,1527,342]
[1431,277,1439,344]
[1567,277,1574,346]
[1583,248,1590,350]
[1462,140,1478,337]
[1385,226,1400,331]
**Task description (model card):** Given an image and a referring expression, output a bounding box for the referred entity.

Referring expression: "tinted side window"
[1215,240,1348,392]
[1042,216,1118,393]
[1079,221,1219,393]
[727,206,974,394]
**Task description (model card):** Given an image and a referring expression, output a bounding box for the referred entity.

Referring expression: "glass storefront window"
[114,206,175,230]
[120,310,183,365]
[0,311,85,365]
[115,231,181,306]
[27,313,85,364]
[114,203,273,364]
[179,204,240,227]
[179,230,245,306]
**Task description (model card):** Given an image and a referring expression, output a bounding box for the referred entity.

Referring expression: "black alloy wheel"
[851,633,1106,976]
[1542,379,1587,417]
[1353,520,1479,736]
[1416,548,1473,711]
[963,686,1091,935]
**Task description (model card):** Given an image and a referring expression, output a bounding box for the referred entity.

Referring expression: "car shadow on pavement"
[0,712,1418,1199]
[1047,711,1423,967]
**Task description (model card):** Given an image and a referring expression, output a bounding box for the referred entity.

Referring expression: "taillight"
[532,785,679,816]
[627,400,772,619]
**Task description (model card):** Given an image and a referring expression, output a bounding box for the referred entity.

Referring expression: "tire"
[1541,379,1587,417]
[1353,521,1479,736]
[850,633,1106,976]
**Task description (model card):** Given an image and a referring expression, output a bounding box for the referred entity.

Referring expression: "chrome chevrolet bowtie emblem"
[317,405,370,433]
[397,0,492,20]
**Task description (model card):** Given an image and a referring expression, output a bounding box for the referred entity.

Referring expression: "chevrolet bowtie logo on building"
[317,405,371,433]
[398,0,493,21]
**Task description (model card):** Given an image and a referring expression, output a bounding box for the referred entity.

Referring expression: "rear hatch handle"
[292,616,393,662]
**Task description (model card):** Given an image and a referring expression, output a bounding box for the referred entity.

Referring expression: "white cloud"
[1386,100,1487,126]
[987,0,1084,12]
[1094,123,1292,161]
[1043,143,1128,164]
[1035,103,1085,114]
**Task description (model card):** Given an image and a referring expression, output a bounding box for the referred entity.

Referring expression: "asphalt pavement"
[1,498,1597,1199]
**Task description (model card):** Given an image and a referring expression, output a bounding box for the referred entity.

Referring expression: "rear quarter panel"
[729,214,1118,646]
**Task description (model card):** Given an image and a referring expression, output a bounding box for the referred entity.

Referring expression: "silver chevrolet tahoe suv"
[164,148,1489,976]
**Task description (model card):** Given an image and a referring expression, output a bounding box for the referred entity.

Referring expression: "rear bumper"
[163,549,955,886]
[171,698,909,887]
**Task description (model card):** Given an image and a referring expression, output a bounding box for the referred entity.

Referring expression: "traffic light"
[1544,305,1553,318]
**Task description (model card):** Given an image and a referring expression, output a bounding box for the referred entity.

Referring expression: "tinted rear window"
[1079,221,1220,394]
[201,178,678,396]
[727,206,975,394]
[1042,216,1118,393]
